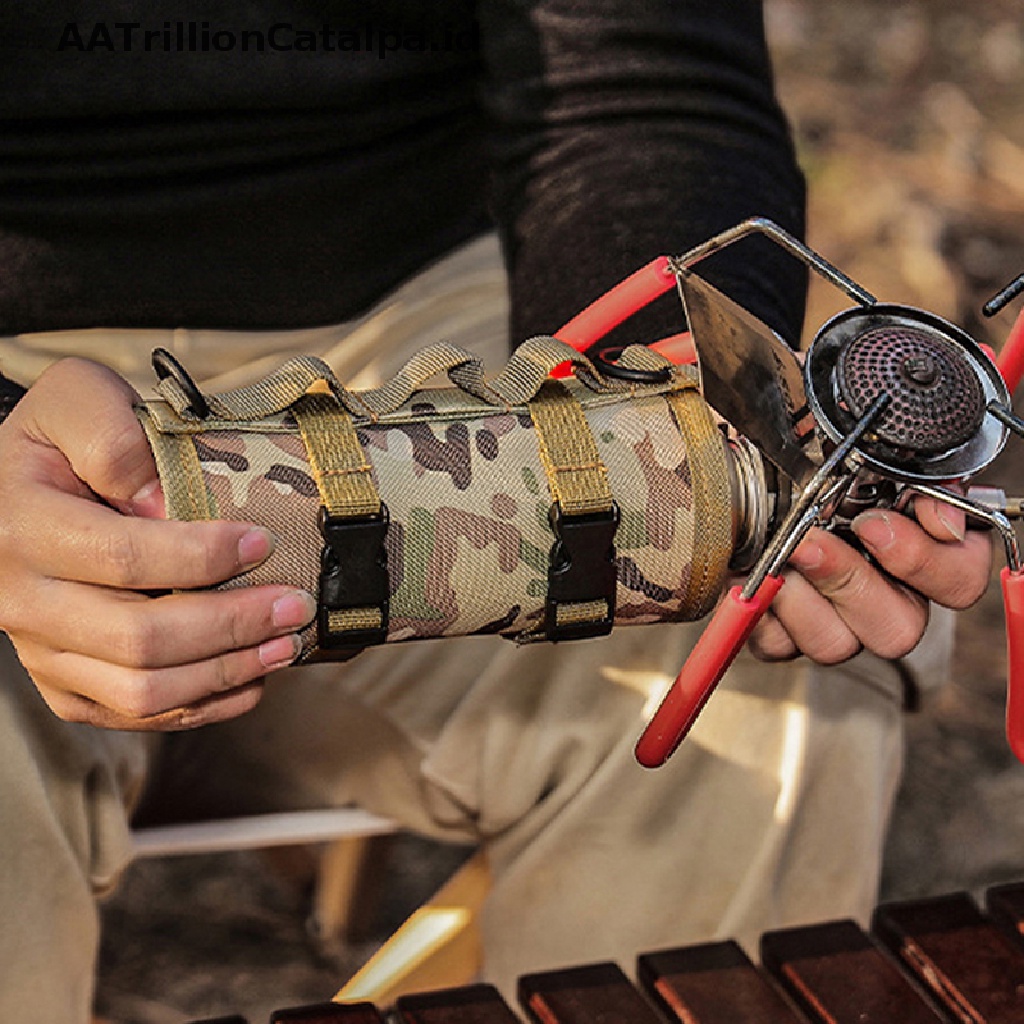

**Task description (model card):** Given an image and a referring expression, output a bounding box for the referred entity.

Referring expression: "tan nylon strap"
[528,379,614,517]
[155,338,681,423]
[327,606,384,635]
[355,343,484,417]
[156,355,351,421]
[528,379,616,634]
[554,599,609,630]
[136,406,215,521]
[292,392,381,518]
[451,335,585,406]
[292,391,385,636]
[358,336,674,410]
[455,337,677,407]
[665,383,734,619]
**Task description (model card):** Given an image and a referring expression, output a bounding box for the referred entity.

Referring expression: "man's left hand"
[746,493,992,664]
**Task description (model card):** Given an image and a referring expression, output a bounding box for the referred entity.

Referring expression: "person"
[0,2,992,1020]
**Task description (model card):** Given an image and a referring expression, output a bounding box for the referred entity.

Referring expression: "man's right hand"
[0,357,316,731]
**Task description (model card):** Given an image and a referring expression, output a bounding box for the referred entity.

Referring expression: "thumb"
[18,357,166,517]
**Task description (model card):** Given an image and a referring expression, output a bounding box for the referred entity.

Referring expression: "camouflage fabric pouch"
[136,335,741,662]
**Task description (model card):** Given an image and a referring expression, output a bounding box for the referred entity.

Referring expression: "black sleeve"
[478,0,808,347]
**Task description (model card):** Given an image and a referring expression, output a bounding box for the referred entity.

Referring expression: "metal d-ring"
[592,345,673,384]
[151,347,211,419]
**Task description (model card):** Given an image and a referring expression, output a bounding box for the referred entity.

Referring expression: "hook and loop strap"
[665,383,734,619]
[528,379,619,641]
[292,388,389,651]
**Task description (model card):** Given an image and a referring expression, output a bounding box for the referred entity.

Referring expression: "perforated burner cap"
[836,325,986,454]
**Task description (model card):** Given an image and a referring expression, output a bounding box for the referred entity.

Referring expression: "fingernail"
[238,527,276,568]
[131,479,160,504]
[789,537,824,571]
[272,590,317,629]
[937,506,965,542]
[259,634,301,670]
[129,479,164,516]
[852,510,896,551]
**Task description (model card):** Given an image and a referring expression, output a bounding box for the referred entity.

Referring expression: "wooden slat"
[984,881,1024,944]
[761,919,945,1023]
[638,940,802,1024]
[187,885,1024,1024]
[518,963,661,1024]
[873,892,1024,1024]
[335,850,489,1005]
[272,1001,386,1023]
[396,983,521,1024]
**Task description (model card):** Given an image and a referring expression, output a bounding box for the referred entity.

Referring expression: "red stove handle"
[1001,567,1024,762]
[550,256,693,376]
[635,575,784,768]
[556,256,678,351]
[996,305,1024,394]
[994,306,1024,763]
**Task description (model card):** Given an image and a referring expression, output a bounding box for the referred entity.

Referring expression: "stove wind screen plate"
[679,272,820,483]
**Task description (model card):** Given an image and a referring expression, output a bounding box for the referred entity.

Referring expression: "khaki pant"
[0,235,950,1020]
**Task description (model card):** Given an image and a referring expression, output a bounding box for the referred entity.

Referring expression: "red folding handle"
[1001,568,1024,762]
[550,256,692,376]
[994,308,1024,763]
[996,305,1024,395]
[635,576,785,768]
[556,256,678,351]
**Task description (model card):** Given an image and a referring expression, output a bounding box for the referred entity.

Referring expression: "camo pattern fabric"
[140,380,733,661]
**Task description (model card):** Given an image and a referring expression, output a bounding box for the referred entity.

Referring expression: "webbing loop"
[293,391,389,651]
[152,339,683,423]
[528,379,619,640]
[665,384,734,620]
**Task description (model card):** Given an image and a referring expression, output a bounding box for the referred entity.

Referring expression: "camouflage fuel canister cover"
[137,336,735,661]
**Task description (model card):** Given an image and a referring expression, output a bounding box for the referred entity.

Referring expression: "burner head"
[836,325,986,454]
[805,303,1008,484]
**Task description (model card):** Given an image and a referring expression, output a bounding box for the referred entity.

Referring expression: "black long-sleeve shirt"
[0,0,807,345]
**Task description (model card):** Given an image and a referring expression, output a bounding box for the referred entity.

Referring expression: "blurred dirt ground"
[96,1,1024,1020]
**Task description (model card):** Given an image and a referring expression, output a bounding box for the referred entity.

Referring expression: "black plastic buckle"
[544,502,620,641]
[317,505,390,651]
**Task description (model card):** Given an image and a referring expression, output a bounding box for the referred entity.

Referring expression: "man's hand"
[0,358,316,730]
[747,494,992,663]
